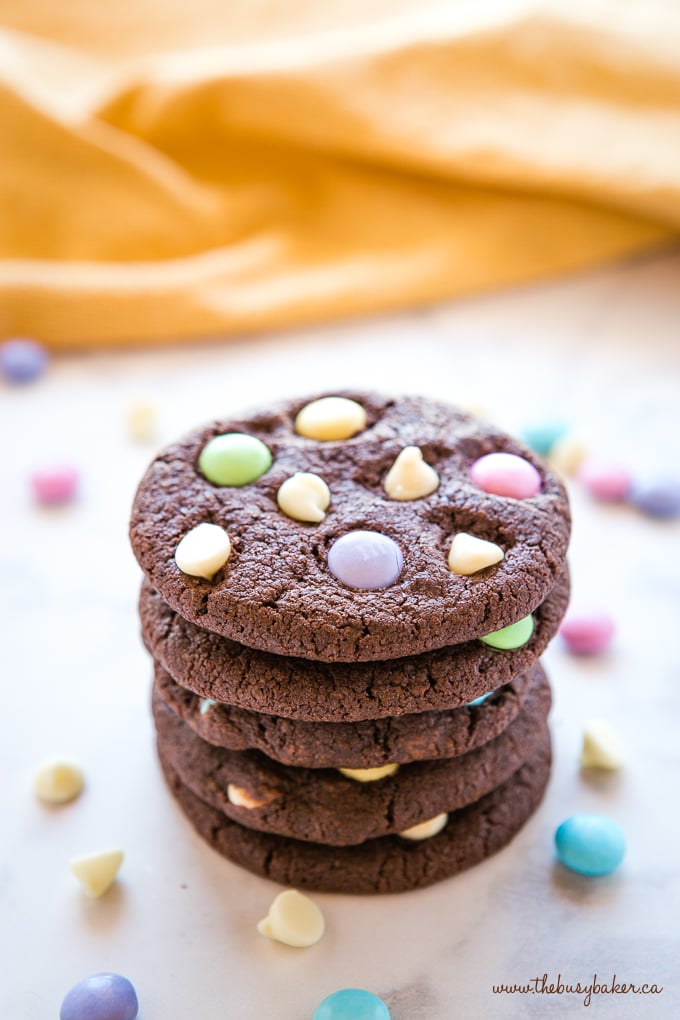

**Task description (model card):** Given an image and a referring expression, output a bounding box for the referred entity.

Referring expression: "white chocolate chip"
[295,397,367,441]
[448,533,504,575]
[580,719,625,771]
[34,760,84,805]
[257,889,325,947]
[277,473,330,523]
[175,523,231,580]
[227,784,267,809]
[69,849,123,898]
[399,813,449,841]
[384,446,439,501]
[338,763,399,783]
[549,435,588,477]
[126,399,158,443]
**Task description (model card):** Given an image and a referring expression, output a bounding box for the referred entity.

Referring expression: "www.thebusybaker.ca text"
[492,973,663,1008]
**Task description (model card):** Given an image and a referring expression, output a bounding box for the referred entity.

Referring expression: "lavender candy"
[60,973,138,1020]
[629,477,680,519]
[328,531,404,589]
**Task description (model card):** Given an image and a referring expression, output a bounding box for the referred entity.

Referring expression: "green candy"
[199,433,272,486]
[479,614,534,650]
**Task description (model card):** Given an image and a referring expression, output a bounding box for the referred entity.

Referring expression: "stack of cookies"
[130,393,570,894]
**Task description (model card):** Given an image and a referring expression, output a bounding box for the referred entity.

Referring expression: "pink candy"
[559,611,615,655]
[470,453,541,499]
[31,466,79,505]
[578,462,632,502]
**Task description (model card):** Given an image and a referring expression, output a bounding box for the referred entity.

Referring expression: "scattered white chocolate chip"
[399,813,449,841]
[257,889,325,947]
[338,763,399,783]
[277,473,330,523]
[295,397,367,441]
[384,446,439,501]
[549,435,588,477]
[126,399,158,443]
[175,522,231,580]
[227,784,267,809]
[448,533,504,575]
[34,759,84,805]
[580,719,625,771]
[69,849,123,898]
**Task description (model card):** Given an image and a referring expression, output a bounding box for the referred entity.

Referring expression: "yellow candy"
[295,397,366,441]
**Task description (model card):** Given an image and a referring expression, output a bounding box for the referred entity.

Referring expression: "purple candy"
[60,973,138,1020]
[328,531,403,589]
[629,477,680,519]
[0,338,49,383]
[578,462,632,502]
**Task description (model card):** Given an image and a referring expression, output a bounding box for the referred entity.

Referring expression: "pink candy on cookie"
[470,453,541,499]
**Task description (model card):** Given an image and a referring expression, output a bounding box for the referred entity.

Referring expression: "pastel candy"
[257,889,325,947]
[126,399,157,443]
[31,466,79,505]
[34,760,84,804]
[313,989,391,1020]
[0,338,49,383]
[479,615,534,649]
[383,446,439,501]
[520,420,568,456]
[448,532,504,575]
[295,396,367,441]
[199,433,272,486]
[578,462,632,502]
[175,523,231,580]
[629,477,680,519]
[470,452,541,498]
[277,472,330,522]
[69,849,123,898]
[549,435,588,476]
[399,812,448,841]
[60,973,138,1020]
[580,720,625,771]
[467,691,494,707]
[328,531,403,589]
[559,611,615,655]
[338,764,399,783]
[555,814,626,876]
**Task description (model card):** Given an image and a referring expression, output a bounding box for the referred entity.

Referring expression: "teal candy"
[313,989,391,1020]
[555,814,626,876]
[479,615,534,650]
[198,433,272,486]
[468,690,494,707]
[520,420,568,455]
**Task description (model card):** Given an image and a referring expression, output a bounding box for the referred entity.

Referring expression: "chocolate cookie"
[130,393,570,661]
[153,661,544,768]
[152,670,551,845]
[159,734,552,894]
[140,568,568,721]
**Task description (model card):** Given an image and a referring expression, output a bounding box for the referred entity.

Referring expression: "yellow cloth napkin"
[1,1,678,348]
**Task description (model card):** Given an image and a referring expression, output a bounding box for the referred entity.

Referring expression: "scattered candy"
[479,615,534,650]
[31,466,79,506]
[295,396,367,441]
[314,989,391,1020]
[257,889,325,948]
[520,420,568,456]
[328,531,403,589]
[69,849,123,898]
[559,611,615,655]
[629,477,680,519]
[578,462,632,502]
[338,763,399,783]
[199,433,272,486]
[277,472,331,523]
[467,691,494,707]
[0,338,49,383]
[60,973,138,1020]
[470,452,541,499]
[399,812,448,841]
[383,446,439,501]
[34,759,84,804]
[554,814,626,876]
[548,434,588,476]
[126,399,157,443]
[174,522,231,580]
[227,784,267,809]
[448,532,504,575]
[580,719,625,771]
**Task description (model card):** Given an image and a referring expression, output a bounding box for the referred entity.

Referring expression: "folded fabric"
[1,0,678,347]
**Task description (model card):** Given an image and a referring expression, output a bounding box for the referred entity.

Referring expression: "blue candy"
[520,420,568,456]
[629,478,680,520]
[60,973,138,1020]
[467,691,494,707]
[0,338,49,383]
[313,988,391,1020]
[555,814,626,877]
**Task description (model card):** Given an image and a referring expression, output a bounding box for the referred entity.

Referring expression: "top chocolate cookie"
[129,392,570,661]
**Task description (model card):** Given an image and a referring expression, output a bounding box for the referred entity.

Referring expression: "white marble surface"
[2,249,679,1019]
